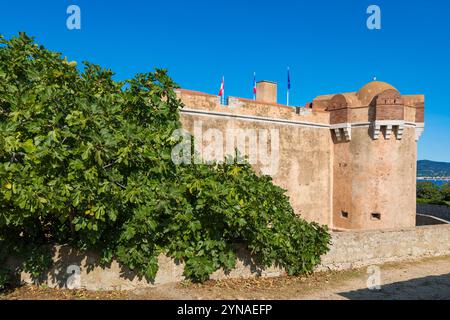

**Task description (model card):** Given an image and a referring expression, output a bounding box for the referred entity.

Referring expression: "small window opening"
[341,211,349,219]
[371,213,381,221]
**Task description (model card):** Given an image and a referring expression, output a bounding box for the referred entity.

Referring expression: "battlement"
[176,81,424,141]
[175,88,330,127]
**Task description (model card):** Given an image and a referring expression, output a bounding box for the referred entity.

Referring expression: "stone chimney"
[256,81,277,104]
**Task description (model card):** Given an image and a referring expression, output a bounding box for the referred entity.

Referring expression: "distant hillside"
[417,160,450,177]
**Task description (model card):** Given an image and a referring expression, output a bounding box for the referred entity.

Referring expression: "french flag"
[253,72,257,99]
[218,76,224,97]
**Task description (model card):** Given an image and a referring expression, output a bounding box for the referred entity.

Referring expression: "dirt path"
[2,255,450,300]
[301,256,450,300]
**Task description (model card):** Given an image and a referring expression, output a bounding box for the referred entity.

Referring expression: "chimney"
[256,80,277,104]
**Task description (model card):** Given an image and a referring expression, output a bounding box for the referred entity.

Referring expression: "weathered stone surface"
[11,245,285,291]
[318,224,450,271]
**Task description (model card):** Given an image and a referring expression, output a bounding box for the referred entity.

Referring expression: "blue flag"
[287,67,291,90]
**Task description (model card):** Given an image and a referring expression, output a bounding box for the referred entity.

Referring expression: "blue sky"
[1,0,449,161]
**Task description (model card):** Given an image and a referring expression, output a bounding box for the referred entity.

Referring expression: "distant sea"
[417,179,449,186]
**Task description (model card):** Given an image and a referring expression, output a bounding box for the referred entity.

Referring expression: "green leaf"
[22,139,36,153]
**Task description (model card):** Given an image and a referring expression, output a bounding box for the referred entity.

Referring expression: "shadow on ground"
[416,214,449,226]
[338,273,450,300]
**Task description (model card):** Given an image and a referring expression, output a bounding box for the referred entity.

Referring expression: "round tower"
[329,81,424,230]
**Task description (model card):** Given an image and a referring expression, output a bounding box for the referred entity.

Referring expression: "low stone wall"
[317,224,450,271]
[12,224,450,290]
[11,245,285,291]
[417,203,450,222]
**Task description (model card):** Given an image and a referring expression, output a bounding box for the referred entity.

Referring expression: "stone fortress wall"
[176,80,425,231]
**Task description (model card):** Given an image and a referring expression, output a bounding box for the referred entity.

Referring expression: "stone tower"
[316,81,425,230]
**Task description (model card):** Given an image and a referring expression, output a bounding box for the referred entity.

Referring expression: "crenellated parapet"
[176,81,424,144]
[305,81,425,143]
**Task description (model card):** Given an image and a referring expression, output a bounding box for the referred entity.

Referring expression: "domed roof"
[357,81,398,105]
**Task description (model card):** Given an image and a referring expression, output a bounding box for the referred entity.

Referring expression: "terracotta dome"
[357,81,398,105]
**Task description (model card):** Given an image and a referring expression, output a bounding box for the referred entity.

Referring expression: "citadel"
[176,80,425,231]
